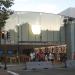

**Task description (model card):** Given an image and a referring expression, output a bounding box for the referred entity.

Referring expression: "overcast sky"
[11,0,75,14]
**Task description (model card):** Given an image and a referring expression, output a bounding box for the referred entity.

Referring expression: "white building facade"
[3,11,75,60]
[4,11,65,44]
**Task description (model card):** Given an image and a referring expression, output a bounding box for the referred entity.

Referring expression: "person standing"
[62,53,67,68]
[49,53,54,64]
[45,55,48,61]
[37,49,44,61]
[30,51,35,61]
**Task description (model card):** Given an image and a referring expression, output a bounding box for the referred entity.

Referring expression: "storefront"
[0,44,67,63]
[33,44,67,63]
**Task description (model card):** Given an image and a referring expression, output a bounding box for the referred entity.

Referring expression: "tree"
[0,0,14,43]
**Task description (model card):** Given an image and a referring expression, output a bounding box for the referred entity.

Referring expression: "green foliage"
[0,0,14,28]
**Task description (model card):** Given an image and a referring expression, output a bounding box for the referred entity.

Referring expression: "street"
[0,62,75,75]
[7,68,75,75]
[0,66,75,75]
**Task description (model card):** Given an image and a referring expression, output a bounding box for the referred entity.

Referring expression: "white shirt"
[30,52,35,60]
[45,55,48,61]
[49,53,54,60]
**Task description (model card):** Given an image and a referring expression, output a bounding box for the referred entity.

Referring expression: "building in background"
[59,7,75,60]
[4,11,64,44]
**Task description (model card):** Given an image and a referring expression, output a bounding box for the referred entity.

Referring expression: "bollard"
[24,61,27,70]
[4,63,7,70]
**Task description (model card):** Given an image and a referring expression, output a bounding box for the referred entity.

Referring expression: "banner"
[8,49,13,56]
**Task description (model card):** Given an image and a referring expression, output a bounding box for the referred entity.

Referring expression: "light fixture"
[31,25,41,35]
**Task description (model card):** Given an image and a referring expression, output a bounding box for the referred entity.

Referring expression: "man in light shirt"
[49,53,54,64]
[30,51,36,61]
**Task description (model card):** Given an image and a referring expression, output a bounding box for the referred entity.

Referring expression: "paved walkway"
[0,63,65,71]
[0,70,9,75]
[0,62,74,75]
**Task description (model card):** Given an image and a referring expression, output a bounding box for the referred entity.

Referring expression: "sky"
[11,0,75,14]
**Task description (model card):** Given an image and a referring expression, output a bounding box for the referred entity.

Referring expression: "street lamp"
[16,24,20,63]
[3,31,7,70]
[31,25,41,35]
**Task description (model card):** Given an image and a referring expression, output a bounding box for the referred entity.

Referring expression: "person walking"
[62,53,67,68]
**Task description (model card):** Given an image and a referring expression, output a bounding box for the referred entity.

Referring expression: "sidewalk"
[0,62,65,71]
[0,70,9,75]
[6,63,64,71]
